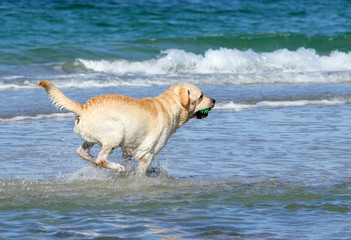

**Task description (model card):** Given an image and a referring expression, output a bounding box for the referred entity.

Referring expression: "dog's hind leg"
[96,145,125,173]
[77,141,95,162]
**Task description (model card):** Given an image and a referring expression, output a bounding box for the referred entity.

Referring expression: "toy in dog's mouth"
[194,108,212,119]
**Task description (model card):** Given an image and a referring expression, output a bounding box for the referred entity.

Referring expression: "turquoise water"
[1,0,351,239]
[1,0,351,88]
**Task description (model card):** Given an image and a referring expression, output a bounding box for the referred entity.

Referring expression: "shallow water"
[1,0,351,239]
[2,84,351,239]
[2,176,351,239]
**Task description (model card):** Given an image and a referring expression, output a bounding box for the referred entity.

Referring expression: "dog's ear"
[178,88,190,108]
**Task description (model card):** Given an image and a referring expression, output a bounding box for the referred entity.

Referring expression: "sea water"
[1,0,351,239]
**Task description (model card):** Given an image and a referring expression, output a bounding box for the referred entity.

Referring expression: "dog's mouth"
[194,108,212,119]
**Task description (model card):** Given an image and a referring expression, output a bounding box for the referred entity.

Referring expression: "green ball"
[201,108,211,114]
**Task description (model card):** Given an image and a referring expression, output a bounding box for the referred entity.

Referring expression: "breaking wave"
[0,113,75,123]
[1,48,351,90]
[216,98,350,111]
[75,48,351,75]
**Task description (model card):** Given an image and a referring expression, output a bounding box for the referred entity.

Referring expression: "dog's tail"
[39,80,83,116]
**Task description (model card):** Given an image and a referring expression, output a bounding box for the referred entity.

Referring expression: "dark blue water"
[1,1,351,239]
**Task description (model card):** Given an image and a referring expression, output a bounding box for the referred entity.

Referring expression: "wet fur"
[39,80,215,175]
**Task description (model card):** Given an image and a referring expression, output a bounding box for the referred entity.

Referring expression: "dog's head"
[171,84,216,119]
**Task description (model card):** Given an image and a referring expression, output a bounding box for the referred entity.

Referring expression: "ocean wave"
[216,98,349,111]
[0,78,170,90]
[0,113,75,123]
[0,70,351,90]
[1,47,351,90]
[75,48,351,75]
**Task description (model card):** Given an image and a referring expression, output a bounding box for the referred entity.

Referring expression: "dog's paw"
[107,162,125,173]
[76,147,94,162]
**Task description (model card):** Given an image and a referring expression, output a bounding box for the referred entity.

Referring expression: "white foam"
[215,98,348,111]
[1,47,351,90]
[0,113,75,123]
[77,48,351,74]
[0,80,38,90]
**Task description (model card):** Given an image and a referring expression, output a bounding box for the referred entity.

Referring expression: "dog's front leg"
[137,154,154,176]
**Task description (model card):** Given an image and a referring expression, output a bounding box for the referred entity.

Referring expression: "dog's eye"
[199,93,203,99]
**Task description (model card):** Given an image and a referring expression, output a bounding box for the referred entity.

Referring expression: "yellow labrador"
[39,80,215,175]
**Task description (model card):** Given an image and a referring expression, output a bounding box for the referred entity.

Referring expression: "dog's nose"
[211,98,216,104]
